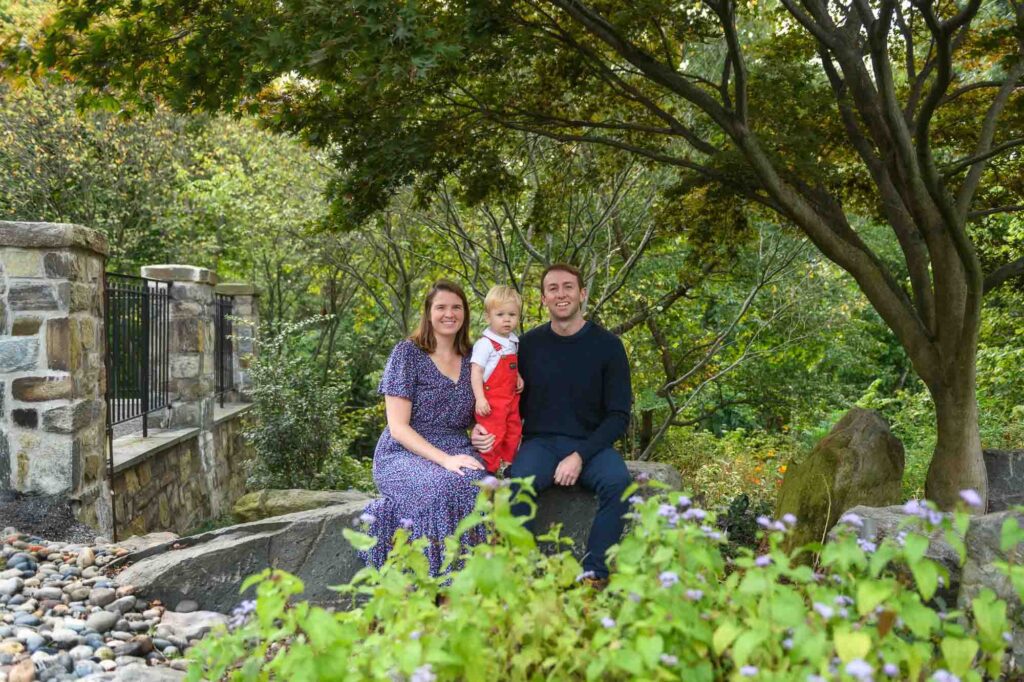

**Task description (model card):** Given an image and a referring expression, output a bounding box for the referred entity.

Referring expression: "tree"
[13,0,1024,507]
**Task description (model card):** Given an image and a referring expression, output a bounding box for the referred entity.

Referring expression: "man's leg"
[508,437,557,533]
[577,447,632,578]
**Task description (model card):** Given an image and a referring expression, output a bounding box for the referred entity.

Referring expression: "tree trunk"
[924,356,988,511]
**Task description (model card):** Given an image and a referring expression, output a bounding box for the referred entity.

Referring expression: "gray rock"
[983,450,1024,512]
[68,645,94,661]
[79,663,186,681]
[233,489,371,523]
[85,611,118,634]
[777,408,904,551]
[104,597,136,615]
[0,578,22,596]
[0,338,40,373]
[173,600,197,614]
[959,510,1024,655]
[87,589,115,608]
[159,611,228,640]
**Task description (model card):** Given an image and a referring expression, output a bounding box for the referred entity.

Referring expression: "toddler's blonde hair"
[484,285,522,312]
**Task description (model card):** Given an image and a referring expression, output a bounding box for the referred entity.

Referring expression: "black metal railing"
[215,294,234,406]
[103,272,171,541]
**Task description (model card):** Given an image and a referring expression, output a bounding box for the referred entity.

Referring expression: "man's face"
[541,270,586,322]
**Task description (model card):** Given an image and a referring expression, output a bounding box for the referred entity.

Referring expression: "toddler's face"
[486,301,520,336]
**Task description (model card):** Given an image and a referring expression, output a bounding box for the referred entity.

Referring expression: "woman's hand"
[441,454,485,476]
[476,398,492,416]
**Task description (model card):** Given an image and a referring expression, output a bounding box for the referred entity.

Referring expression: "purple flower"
[660,654,678,666]
[411,664,436,682]
[755,555,772,567]
[628,495,644,506]
[739,665,758,677]
[636,471,651,484]
[682,508,707,521]
[409,630,422,640]
[771,521,787,532]
[628,592,642,603]
[927,509,945,526]
[931,671,959,682]
[840,512,864,528]
[575,570,597,583]
[807,677,826,682]
[685,589,703,601]
[399,518,414,530]
[834,595,853,606]
[959,489,982,508]
[659,571,680,588]
[903,499,925,517]
[883,663,899,677]
[782,513,797,526]
[756,515,772,529]
[480,476,500,490]
[1003,631,1013,644]
[813,602,834,620]
[601,616,616,629]
[705,530,723,541]
[857,538,878,553]
[359,512,376,525]
[677,495,692,509]
[782,637,794,650]
[845,658,873,680]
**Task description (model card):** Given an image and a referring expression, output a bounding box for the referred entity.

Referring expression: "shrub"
[244,316,373,491]
[188,481,1019,681]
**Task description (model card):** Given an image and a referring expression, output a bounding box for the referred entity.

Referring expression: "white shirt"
[470,328,519,382]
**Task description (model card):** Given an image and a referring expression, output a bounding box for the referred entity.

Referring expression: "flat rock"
[80,663,186,681]
[233,489,371,523]
[109,533,179,554]
[159,611,229,640]
[983,450,1024,512]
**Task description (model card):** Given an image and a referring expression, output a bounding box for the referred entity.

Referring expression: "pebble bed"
[0,528,219,682]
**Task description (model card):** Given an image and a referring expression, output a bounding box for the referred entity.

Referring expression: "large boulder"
[233,488,371,522]
[776,408,904,550]
[113,498,374,613]
[114,461,680,612]
[983,450,1024,512]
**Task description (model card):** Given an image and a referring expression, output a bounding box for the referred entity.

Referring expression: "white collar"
[483,328,518,347]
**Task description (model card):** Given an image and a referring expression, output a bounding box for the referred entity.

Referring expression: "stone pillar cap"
[214,282,261,296]
[141,265,218,284]
[0,221,109,256]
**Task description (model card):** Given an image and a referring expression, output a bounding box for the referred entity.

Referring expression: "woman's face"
[429,290,465,340]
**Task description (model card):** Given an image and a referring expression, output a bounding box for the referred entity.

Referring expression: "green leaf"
[732,630,766,666]
[903,533,929,563]
[834,628,871,662]
[342,528,378,552]
[713,622,741,656]
[940,637,979,677]
[856,579,894,616]
[1000,517,1024,553]
[636,634,664,667]
[909,559,939,601]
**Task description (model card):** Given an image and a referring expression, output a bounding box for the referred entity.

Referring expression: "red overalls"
[477,338,522,473]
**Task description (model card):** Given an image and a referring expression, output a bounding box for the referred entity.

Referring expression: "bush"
[244,317,374,492]
[188,482,1019,681]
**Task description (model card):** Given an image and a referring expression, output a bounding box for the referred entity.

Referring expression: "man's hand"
[471,423,496,453]
[554,452,583,486]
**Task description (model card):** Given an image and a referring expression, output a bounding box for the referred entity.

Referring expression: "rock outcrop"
[232,488,371,523]
[983,449,1024,512]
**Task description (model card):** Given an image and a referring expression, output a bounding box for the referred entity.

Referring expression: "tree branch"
[983,256,1024,294]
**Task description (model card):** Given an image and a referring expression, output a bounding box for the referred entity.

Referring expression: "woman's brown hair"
[409,280,472,356]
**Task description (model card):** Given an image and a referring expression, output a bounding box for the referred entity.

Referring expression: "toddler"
[470,285,524,473]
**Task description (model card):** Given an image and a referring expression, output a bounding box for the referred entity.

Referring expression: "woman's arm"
[385,395,483,474]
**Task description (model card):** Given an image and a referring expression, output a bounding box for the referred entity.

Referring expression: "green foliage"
[244,316,373,492]
[188,483,1020,681]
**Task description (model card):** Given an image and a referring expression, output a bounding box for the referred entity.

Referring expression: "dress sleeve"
[378,341,417,400]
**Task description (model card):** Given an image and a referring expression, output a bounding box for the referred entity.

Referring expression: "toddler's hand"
[476,398,492,416]
[516,374,525,393]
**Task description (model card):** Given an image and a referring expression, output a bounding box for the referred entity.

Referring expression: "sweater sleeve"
[577,337,632,462]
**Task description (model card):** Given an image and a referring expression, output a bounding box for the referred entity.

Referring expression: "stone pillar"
[213,282,260,400]
[0,222,108,527]
[140,265,217,430]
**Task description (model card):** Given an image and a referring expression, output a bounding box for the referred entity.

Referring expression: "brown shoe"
[581,577,609,591]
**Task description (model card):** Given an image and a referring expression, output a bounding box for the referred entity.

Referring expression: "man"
[472,263,632,582]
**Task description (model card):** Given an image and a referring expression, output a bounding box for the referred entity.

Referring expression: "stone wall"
[0,222,110,529]
[111,408,253,536]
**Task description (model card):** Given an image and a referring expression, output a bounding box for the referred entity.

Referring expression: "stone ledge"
[141,265,218,285]
[0,222,109,256]
[111,427,200,475]
[213,402,252,425]
[214,282,261,296]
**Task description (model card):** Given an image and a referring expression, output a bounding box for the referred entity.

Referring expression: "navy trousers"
[509,435,631,578]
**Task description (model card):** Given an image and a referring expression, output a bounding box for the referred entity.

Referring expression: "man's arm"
[577,339,632,462]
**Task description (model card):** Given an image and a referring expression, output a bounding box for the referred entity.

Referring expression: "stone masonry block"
[8,282,60,311]
[0,338,39,372]
[11,317,42,336]
[12,376,73,402]
[46,318,74,371]
[67,283,100,314]
[41,400,100,434]
[214,283,260,296]
[0,222,109,255]
[14,432,73,495]
[12,409,38,428]
[3,250,43,278]
[170,354,200,379]
[141,265,217,285]
[171,318,202,353]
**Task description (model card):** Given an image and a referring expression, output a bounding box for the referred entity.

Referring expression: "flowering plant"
[188,480,1020,681]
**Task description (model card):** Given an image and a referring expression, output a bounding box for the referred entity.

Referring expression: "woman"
[360,280,488,575]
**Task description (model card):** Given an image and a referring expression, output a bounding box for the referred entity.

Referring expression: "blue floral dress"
[360,340,487,575]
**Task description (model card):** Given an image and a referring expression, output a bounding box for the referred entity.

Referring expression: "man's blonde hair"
[484,285,522,312]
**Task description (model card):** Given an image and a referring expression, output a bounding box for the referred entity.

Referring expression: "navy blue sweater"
[518,321,632,462]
